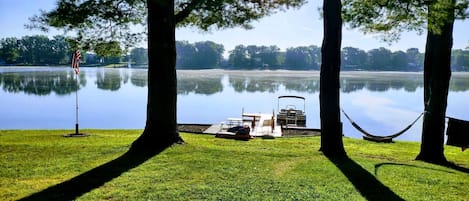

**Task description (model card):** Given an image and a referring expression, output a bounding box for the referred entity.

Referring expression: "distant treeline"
[1,35,469,71]
[0,35,121,66]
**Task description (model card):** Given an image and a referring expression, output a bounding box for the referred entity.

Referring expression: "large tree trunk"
[131,0,183,151]
[319,0,346,157]
[416,3,454,164]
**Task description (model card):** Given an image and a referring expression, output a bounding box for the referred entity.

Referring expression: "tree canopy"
[342,0,468,42]
[28,0,305,52]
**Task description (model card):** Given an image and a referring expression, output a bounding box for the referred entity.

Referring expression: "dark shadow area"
[326,155,405,201]
[19,145,170,201]
[440,161,469,174]
[374,162,456,176]
[415,157,469,175]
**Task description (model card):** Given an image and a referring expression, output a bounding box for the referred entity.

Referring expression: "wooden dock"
[178,122,321,138]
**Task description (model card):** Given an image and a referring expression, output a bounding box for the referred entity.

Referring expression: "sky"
[1,0,468,55]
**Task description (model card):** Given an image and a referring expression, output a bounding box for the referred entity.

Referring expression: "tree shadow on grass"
[326,155,405,201]
[19,145,170,201]
[442,161,469,174]
[374,162,457,176]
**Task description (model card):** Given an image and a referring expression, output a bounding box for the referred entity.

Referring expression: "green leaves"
[0,38,20,64]
[28,0,146,53]
[28,0,306,53]
[342,0,428,42]
[176,0,306,31]
[94,41,123,57]
[342,0,467,42]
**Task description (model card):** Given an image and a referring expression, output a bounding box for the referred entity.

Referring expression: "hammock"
[342,109,424,143]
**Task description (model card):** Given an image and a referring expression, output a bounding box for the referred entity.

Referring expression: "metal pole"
[75,72,79,135]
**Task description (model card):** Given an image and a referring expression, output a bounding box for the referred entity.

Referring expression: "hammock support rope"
[342,109,424,143]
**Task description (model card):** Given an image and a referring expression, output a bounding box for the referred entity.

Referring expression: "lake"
[1,67,469,142]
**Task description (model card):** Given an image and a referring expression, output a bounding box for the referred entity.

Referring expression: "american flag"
[71,50,81,74]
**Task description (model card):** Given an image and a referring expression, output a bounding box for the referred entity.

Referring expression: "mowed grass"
[0,130,468,201]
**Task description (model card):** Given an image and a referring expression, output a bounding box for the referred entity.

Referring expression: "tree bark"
[416,3,454,164]
[131,0,183,151]
[319,0,346,157]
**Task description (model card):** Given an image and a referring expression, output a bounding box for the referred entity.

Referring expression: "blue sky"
[1,0,468,54]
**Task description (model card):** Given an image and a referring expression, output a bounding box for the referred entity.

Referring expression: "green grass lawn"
[1,130,468,201]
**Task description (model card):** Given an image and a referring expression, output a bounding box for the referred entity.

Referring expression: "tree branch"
[174,0,205,23]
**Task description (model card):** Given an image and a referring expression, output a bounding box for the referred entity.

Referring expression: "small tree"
[0,38,20,64]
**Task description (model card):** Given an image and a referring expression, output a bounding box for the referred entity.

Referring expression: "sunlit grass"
[0,130,468,200]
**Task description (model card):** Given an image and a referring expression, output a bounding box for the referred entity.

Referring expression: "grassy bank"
[1,130,468,200]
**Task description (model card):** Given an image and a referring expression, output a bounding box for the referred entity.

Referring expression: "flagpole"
[75,72,79,135]
[72,50,80,136]
[64,50,86,137]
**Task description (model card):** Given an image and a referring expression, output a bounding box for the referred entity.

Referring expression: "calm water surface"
[1,67,469,142]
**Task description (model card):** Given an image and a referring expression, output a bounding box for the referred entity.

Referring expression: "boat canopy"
[277,95,306,113]
[278,95,305,100]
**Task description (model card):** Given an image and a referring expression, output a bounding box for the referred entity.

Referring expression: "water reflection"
[128,70,225,95]
[282,78,320,93]
[0,70,85,96]
[228,76,280,93]
[341,73,422,93]
[96,69,124,91]
[2,69,469,96]
[181,72,466,94]
[178,75,223,95]
[450,74,469,92]
[130,70,147,87]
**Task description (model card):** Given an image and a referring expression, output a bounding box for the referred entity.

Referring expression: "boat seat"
[262,119,272,126]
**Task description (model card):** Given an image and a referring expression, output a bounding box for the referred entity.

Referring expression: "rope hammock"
[342,109,424,143]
